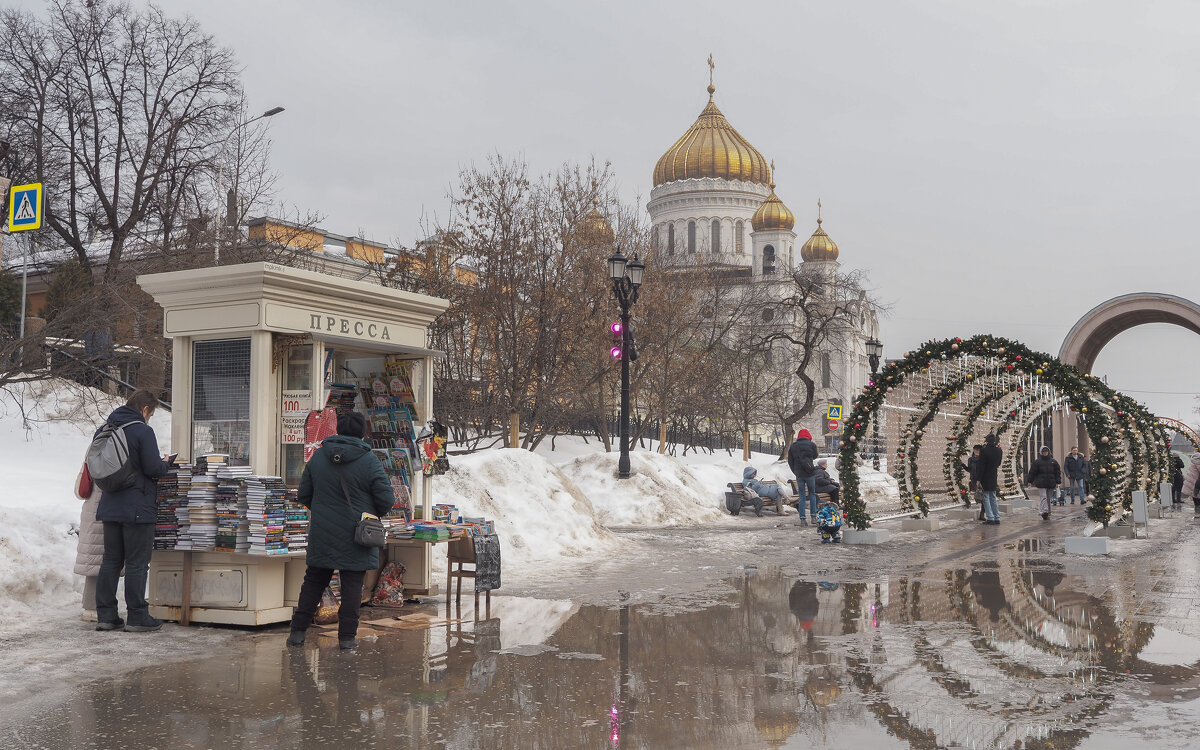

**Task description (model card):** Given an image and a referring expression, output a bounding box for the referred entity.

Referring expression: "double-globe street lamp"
[866,337,884,470]
[214,106,285,264]
[607,248,646,479]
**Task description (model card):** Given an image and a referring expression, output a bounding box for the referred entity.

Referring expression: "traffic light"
[609,321,623,359]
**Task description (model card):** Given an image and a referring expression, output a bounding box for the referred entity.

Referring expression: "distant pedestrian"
[1063,446,1087,505]
[978,434,1003,525]
[1182,456,1200,511]
[288,411,395,651]
[743,466,787,517]
[94,390,171,633]
[1026,445,1062,521]
[1172,454,1186,505]
[787,429,820,523]
[962,444,984,519]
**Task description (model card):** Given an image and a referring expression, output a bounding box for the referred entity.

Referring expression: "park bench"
[787,479,837,514]
[725,481,792,518]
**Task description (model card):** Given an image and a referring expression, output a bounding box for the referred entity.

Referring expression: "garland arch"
[838,335,1168,531]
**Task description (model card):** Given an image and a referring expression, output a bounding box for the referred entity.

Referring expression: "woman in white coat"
[1182,457,1200,512]
[74,462,106,621]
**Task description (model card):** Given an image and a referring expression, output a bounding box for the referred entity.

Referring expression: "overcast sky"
[20,0,1200,423]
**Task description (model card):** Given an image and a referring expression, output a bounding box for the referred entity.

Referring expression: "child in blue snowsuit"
[743,466,788,510]
[816,500,843,543]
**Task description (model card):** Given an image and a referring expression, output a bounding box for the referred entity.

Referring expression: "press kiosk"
[137,262,450,625]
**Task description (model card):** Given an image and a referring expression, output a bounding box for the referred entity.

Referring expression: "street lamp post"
[608,248,645,479]
[214,106,284,264]
[866,337,883,470]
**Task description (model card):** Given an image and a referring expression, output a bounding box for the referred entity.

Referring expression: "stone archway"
[1057,293,1200,457]
[1059,293,1200,373]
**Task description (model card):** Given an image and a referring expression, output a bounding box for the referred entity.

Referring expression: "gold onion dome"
[652,84,771,187]
[800,204,839,262]
[751,179,795,232]
[577,202,615,246]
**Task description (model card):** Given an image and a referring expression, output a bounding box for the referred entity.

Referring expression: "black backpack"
[86,421,141,493]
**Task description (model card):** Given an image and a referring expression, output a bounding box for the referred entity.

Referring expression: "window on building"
[668,224,675,255]
[688,221,696,253]
[763,245,776,274]
[711,219,721,253]
[735,220,744,253]
[192,337,251,465]
[821,352,832,388]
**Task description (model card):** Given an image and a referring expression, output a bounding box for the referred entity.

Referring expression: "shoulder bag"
[335,464,386,548]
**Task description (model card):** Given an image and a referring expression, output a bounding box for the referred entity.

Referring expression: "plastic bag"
[371,561,406,607]
[314,586,340,625]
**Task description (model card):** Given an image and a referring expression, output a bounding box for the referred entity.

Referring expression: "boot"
[339,638,358,651]
[95,617,124,632]
[124,613,163,633]
[287,629,307,647]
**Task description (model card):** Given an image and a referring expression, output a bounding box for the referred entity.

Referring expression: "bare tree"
[760,265,882,456]
[0,0,242,282]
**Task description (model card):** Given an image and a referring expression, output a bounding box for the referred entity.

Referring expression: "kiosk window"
[192,338,251,464]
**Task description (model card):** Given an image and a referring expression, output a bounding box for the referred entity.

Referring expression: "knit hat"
[797,428,813,440]
[1040,445,1050,453]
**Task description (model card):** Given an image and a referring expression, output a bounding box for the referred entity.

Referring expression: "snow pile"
[431,448,617,566]
[0,380,169,632]
[557,450,728,527]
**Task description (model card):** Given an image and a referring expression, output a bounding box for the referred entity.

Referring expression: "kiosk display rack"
[137,262,450,626]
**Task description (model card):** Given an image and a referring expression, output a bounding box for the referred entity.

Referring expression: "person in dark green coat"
[287,411,394,650]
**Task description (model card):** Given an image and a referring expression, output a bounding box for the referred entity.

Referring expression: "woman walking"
[1026,446,1062,521]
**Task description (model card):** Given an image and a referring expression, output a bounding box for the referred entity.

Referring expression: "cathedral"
[646,68,881,449]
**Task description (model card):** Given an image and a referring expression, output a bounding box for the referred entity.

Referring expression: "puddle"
[7,566,1200,749]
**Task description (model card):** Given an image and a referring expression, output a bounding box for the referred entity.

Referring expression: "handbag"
[77,463,94,499]
[335,464,386,548]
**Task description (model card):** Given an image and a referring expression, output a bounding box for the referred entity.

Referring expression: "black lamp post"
[866,337,883,470]
[608,248,645,479]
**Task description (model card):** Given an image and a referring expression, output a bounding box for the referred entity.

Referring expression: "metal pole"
[618,306,631,478]
[870,359,881,471]
[19,232,29,339]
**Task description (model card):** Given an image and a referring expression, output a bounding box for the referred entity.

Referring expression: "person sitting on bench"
[814,459,840,504]
[743,466,787,516]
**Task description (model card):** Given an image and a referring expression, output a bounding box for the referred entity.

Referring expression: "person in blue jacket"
[94,390,171,633]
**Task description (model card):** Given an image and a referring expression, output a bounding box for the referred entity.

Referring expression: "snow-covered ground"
[0,378,900,636]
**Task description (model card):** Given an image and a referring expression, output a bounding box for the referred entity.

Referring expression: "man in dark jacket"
[787,429,820,523]
[978,434,1003,525]
[95,390,170,632]
[1172,454,1186,505]
[1064,446,1088,505]
[288,411,395,651]
[1026,445,1062,520]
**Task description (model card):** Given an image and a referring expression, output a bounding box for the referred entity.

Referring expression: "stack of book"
[244,476,289,555]
[325,383,359,415]
[213,466,251,552]
[153,464,191,549]
[411,522,451,542]
[284,490,309,553]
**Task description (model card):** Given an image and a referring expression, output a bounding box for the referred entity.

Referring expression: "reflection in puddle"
[10,571,1200,749]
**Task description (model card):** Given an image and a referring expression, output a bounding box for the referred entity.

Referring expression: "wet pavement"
[6,511,1200,749]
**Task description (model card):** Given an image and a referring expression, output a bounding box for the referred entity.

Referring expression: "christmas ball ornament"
[997,347,1006,355]
[1015,355,1022,361]
[849,435,857,442]
[1099,467,1107,475]
[1036,369,1043,375]
[916,430,924,437]
[951,343,959,351]
[1082,407,1088,412]
[899,453,906,459]
[1101,436,1109,443]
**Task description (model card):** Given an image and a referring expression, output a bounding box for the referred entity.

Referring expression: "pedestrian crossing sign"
[827,404,842,420]
[7,183,42,232]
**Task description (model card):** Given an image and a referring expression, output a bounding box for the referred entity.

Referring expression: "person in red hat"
[788,428,820,523]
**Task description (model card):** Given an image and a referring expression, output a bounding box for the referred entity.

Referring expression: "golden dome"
[752,181,795,232]
[800,204,839,262]
[577,203,615,247]
[653,85,771,187]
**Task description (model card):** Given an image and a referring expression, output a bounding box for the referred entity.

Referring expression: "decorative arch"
[838,335,1167,531]
[1059,293,1200,373]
